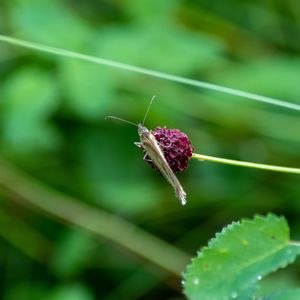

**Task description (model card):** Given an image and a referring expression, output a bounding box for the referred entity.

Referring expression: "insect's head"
[137,124,149,137]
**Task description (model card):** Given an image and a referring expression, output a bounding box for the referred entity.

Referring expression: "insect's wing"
[141,132,187,205]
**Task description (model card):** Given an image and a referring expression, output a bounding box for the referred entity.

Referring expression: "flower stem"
[1,34,300,112]
[192,153,300,175]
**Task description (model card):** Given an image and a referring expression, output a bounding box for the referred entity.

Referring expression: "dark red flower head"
[143,127,194,173]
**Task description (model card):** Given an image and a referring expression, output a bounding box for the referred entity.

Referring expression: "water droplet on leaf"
[193,277,200,285]
[257,275,262,280]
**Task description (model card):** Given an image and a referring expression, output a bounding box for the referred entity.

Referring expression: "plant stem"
[0,34,300,112]
[0,206,52,262]
[192,153,300,174]
[0,157,190,276]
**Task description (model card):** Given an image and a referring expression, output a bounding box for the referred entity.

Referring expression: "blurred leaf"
[182,93,300,145]
[99,180,162,214]
[96,25,223,77]
[46,284,94,300]
[59,60,115,119]
[76,127,162,214]
[122,0,180,24]
[0,209,51,262]
[2,67,58,118]
[1,66,60,152]
[258,271,300,296]
[103,268,161,300]
[263,289,300,300]
[183,214,300,300]
[4,283,46,300]
[8,0,92,49]
[210,58,300,103]
[50,230,95,278]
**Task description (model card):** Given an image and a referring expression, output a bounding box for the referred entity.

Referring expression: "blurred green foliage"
[0,0,300,299]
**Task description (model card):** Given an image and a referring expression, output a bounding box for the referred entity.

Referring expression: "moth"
[106,96,187,205]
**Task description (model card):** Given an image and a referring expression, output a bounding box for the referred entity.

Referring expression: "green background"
[0,0,300,299]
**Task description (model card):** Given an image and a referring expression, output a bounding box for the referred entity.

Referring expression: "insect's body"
[106,96,190,206]
[137,124,187,205]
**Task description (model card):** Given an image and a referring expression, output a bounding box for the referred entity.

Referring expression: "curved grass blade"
[0,34,300,112]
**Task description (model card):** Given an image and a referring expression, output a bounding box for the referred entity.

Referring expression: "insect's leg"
[134,142,142,148]
[143,153,152,162]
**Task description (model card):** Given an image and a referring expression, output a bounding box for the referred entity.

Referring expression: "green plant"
[1,25,300,299]
[183,214,300,300]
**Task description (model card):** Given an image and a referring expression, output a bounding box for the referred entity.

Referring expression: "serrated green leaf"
[257,271,299,297]
[183,214,300,300]
[235,285,258,300]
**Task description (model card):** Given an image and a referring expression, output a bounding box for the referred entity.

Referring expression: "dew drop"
[231,291,238,299]
[257,275,262,280]
[181,280,186,286]
[193,277,200,285]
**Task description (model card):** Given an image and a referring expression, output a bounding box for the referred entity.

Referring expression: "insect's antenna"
[142,95,156,125]
[105,116,137,127]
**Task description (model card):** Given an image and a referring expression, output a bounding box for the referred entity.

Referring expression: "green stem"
[0,206,52,262]
[0,34,300,112]
[0,157,190,276]
[192,153,300,174]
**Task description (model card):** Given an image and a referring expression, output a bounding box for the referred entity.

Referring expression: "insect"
[106,96,187,205]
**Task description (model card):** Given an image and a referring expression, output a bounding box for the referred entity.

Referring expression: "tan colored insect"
[136,123,186,205]
[106,96,187,205]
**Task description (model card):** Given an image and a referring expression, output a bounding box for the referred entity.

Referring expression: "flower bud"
[143,127,193,173]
